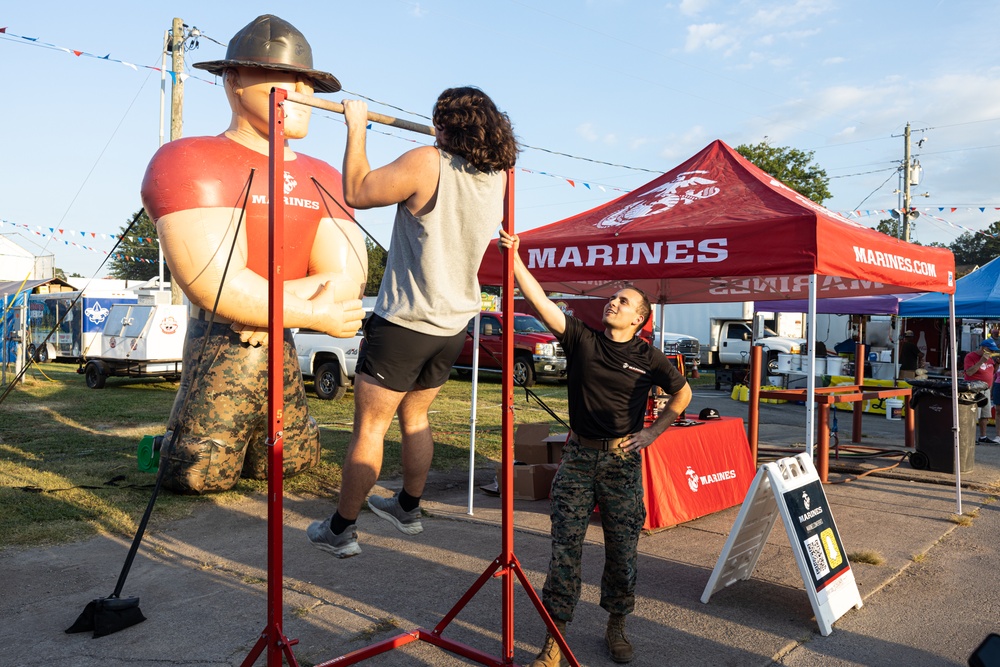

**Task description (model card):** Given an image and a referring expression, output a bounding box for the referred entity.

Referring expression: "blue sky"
[3,1,1000,278]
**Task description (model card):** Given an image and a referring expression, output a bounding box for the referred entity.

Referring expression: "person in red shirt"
[963,339,1000,444]
[140,15,367,493]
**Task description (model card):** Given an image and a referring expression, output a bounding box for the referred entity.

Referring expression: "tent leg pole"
[949,294,961,515]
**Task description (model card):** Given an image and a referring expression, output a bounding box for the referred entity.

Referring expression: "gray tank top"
[375,149,504,336]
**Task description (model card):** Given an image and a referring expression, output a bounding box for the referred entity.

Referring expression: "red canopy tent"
[479,139,967,513]
[479,140,954,303]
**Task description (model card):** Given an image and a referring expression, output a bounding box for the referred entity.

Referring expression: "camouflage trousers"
[160,318,320,494]
[541,441,645,622]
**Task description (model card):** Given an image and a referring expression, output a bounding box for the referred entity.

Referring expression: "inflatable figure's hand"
[310,282,364,338]
[232,323,269,347]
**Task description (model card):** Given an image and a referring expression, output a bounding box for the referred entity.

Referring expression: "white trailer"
[79,303,187,388]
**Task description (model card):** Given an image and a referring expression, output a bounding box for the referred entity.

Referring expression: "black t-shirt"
[557,315,688,439]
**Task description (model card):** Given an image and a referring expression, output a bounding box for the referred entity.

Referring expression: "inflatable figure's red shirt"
[140,135,353,279]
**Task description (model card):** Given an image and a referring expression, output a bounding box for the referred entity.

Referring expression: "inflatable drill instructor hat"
[193,15,341,93]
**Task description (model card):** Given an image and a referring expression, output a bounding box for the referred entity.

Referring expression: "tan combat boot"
[528,619,568,667]
[605,613,634,663]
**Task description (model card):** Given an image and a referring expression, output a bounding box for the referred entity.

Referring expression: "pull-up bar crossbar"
[284,91,436,137]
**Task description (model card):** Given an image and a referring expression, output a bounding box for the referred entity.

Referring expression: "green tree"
[108,209,167,282]
[365,237,386,296]
[875,217,901,239]
[948,220,1000,267]
[735,139,832,205]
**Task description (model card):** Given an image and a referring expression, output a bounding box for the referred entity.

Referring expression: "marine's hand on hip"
[622,429,657,453]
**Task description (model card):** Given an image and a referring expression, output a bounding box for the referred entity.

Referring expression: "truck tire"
[314,361,347,400]
[766,352,780,376]
[85,361,107,389]
[513,353,536,387]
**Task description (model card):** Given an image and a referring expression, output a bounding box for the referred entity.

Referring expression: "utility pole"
[902,123,912,243]
[169,17,185,305]
[896,122,928,243]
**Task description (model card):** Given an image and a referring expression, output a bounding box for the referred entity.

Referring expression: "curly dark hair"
[433,86,520,173]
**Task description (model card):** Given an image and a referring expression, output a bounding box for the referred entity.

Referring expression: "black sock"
[330,511,355,535]
[398,489,421,512]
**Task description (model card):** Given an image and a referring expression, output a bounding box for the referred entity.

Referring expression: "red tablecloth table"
[641,415,755,530]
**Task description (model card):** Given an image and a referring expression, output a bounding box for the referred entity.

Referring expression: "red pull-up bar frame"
[241,88,579,667]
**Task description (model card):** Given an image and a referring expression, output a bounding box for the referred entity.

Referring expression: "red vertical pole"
[904,392,915,449]
[853,343,865,444]
[817,404,830,482]
[500,169,515,662]
[748,346,761,464]
[266,87,288,667]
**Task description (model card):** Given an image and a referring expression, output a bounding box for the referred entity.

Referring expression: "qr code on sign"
[804,534,830,580]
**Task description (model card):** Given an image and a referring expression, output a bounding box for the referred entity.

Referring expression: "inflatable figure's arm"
[287,217,368,302]
[156,207,363,338]
[235,217,368,346]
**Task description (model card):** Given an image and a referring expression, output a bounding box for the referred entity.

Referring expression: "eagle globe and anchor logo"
[686,466,700,492]
[685,465,738,493]
[594,170,721,229]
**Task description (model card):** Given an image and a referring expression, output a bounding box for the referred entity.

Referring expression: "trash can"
[907,379,988,473]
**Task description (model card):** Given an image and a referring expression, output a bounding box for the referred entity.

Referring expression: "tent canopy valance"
[479,140,955,304]
[899,256,1000,319]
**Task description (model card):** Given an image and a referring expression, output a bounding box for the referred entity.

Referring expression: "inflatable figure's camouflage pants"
[541,441,646,622]
[160,318,320,494]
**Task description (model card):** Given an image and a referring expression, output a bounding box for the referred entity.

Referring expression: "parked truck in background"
[653,330,701,373]
[654,302,807,374]
[707,319,805,374]
[294,327,363,400]
[452,311,566,387]
[293,297,375,400]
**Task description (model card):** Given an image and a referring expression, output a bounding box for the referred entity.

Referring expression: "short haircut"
[623,285,652,333]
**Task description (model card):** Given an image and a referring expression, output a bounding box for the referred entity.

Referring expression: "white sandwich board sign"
[701,453,862,636]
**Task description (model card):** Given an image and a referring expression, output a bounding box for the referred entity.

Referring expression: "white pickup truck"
[708,319,804,375]
[293,328,363,400]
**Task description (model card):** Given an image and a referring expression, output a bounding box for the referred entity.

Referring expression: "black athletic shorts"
[357,313,466,392]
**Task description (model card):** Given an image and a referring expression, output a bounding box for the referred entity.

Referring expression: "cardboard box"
[543,434,567,464]
[513,424,568,464]
[513,423,551,464]
[498,463,560,501]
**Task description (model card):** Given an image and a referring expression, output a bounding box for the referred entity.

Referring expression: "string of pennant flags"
[2,24,634,196]
[0,218,159,265]
[6,202,1000,269]
[4,24,999,255]
[0,26,217,87]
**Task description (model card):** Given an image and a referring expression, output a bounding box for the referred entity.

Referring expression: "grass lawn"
[0,363,568,551]
[0,362,714,551]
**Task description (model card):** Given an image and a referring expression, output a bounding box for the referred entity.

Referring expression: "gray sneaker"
[367,493,423,535]
[306,518,361,558]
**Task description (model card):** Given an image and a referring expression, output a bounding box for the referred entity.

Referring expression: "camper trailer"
[27,289,138,362]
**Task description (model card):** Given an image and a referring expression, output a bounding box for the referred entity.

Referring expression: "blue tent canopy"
[899,257,1000,318]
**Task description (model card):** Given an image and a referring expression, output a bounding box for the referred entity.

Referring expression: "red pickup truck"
[453,311,567,387]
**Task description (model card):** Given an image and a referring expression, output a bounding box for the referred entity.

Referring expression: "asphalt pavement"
[2,387,998,666]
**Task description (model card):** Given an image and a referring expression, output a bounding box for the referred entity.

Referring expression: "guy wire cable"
[0,209,146,406]
[72,170,257,616]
